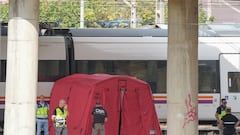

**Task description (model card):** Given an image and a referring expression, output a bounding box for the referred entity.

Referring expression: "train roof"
[0,36,66,60]
[1,35,240,61]
[1,23,240,37]
[71,36,240,60]
[70,24,240,37]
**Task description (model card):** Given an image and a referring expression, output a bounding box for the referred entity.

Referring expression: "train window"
[38,60,66,82]
[0,60,6,82]
[228,72,240,93]
[199,60,219,93]
[76,61,115,74]
[75,60,167,93]
[76,60,220,94]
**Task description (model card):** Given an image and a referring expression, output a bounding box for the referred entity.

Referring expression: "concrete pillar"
[207,0,212,19]
[167,0,198,134]
[155,0,165,24]
[80,0,84,28]
[4,0,39,135]
[131,0,136,28]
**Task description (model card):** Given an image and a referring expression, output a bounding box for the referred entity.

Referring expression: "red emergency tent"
[49,74,162,135]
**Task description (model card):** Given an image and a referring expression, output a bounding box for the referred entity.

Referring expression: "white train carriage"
[72,33,240,121]
[1,27,240,122]
[0,35,68,108]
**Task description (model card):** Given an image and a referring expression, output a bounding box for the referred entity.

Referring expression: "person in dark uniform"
[91,102,108,135]
[216,98,228,135]
[220,107,240,135]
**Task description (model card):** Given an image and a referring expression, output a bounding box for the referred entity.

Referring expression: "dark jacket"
[91,106,108,124]
[221,114,238,135]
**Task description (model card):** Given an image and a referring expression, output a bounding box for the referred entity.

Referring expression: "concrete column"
[4,0,39,135]
[159,0,165,24]
[167,0,198,134]
[155,0,160,24]
[207,0,212,19]
[131,0,136,28]
[80,0,84,28]
[155,0,165,24]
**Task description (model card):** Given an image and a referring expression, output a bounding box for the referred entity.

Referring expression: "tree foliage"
[39,1,81,28]
[137,1,155,26]
[0,3,8,22]
[0,0,214,28]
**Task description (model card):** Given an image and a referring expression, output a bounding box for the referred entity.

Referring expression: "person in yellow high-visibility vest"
[52,99,68,135]
[215,98,227,135]
[36,95,49,135]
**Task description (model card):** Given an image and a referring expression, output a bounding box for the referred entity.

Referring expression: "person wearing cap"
[215,98,228,135]
[91,102,108,135]
[36,95,49,135]
[220,107,240,135]
[51,99,68,135]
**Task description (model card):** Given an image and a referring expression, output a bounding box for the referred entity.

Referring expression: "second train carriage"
[70,29,240,121]
[1,28,240,122]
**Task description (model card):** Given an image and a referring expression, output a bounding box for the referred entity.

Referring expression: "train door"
[0,35,7,130]
[64,32,75,75]
[220,53,240,113]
